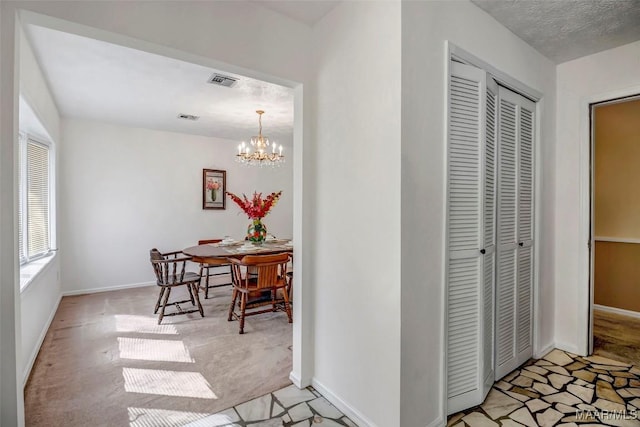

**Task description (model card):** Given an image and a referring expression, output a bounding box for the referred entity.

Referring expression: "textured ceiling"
[24,25,294,144]
[471,0,640,63]
[254,0,340,26]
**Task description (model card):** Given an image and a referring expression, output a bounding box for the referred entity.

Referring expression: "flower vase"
[247,219,267,244]
[211,189,217,202]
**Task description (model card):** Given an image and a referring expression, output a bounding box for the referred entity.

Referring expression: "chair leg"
[158,287,172,325]
[154,287,166,314]
[187,283,195,305]
[199,264,205,292]
[228,288,238,321]
[205,267,211,299]
[191,283,204,317]
[283,286,293,323]
[239,293,247,334]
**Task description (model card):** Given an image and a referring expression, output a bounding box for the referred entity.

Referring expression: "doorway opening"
[15,9,309,425]
[589,94,640,366]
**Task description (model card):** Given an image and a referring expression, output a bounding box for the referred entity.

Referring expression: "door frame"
[443,41,543,417]
[586,92,640,354]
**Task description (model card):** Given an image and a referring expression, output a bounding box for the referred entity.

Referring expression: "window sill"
[20,252,57,293]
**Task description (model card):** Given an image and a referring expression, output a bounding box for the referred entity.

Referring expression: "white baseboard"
[62,281,154,296]
[23,292,62,387]
[425,416,445,427]
[594,304,640,320]
[289,370,311,389]
[289,371,303,388]
[554,342,584,357]
[311,378,377,427]
[534,342,555,359]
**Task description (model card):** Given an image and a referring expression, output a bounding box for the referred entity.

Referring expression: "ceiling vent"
[177,114,199,121]
[207,73,238,88]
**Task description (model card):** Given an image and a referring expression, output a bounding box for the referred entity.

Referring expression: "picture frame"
[202,169,226,210]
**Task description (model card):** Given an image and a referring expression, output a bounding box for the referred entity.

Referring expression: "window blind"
[25,139,50,259]
[18,135,25,263]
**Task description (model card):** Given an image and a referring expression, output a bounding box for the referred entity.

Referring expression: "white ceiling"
[471,0,640,63]
[24,24,294,144]
[254,0,340,26]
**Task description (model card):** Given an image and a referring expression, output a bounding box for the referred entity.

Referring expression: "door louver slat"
[517,246,533,352]
[448,75,481,253]
[447,257,480,398]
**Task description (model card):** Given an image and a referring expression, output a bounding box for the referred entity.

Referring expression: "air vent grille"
[208,73,238,87]
[177,114,199,121]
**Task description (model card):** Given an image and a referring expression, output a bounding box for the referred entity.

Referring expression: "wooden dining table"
[183,240,293,264]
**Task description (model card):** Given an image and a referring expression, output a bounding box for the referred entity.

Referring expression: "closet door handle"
[519,242,524,247]
[480,249,486,254]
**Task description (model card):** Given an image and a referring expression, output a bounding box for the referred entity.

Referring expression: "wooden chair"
[150,248,204,324]
[227,253,292,334]
[286,252,294,302]
[286,271,294,302]
[197,239,232,299]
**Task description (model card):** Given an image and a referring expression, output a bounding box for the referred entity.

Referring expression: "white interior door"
[516,97,535,360]
[495,86,535,379]
[446,61,494,414]
[482,76,498,397]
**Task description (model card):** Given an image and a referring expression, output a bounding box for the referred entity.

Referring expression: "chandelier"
[236,110,284,167]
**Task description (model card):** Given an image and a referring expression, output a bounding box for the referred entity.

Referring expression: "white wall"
[0,4,23,425]
[555,39,640,355]
[312,2,401,426]
[19,262,60,384]
[18,21,62,388]
[401,2,556,425]
[19,25,59,141]
[60,118,293,293]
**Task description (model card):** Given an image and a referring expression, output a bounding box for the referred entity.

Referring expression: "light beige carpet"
[24,284,292,426]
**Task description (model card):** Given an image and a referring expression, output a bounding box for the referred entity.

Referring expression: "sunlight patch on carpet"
[122,368,217,399]
[115,315,178,335]
[118,337,194,363]
[128,407,211,427]
[182,409,240,427]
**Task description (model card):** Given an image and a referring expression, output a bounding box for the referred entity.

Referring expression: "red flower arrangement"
[227,191,282,219]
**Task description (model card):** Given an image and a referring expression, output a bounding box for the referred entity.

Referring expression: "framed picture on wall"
[203,169,226,210]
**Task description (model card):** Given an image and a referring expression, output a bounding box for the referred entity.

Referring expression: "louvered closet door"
[495,87,535,379]
[516,97,535,360]
[482,77,498,397]
[446,62,494,414]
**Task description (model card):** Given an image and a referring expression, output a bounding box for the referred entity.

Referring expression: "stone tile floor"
[180,384,357,427]
[448,349,640,427]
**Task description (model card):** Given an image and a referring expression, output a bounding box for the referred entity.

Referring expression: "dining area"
[19,78,300,422]
[24,186,297,426]
[148,189,295,333]
[26,241,298,427]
